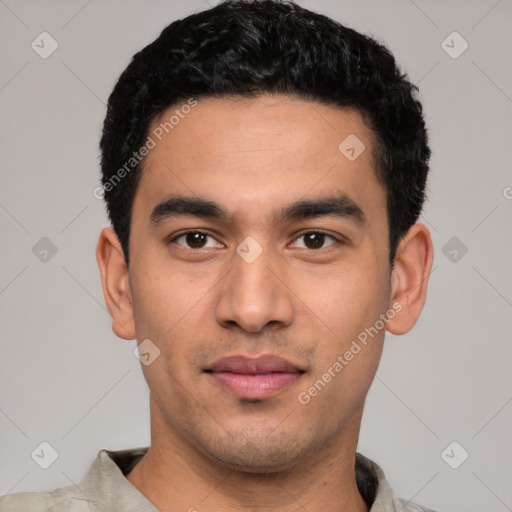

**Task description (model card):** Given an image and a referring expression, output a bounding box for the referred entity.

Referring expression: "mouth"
[205,354,305,400]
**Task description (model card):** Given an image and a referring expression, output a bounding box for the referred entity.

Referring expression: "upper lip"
[206,355,303,374]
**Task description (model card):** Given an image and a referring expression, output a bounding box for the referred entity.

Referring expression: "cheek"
[129,245,210,337]
[296,261,389,337]
[129,252,218,383]
[293,260,390,405]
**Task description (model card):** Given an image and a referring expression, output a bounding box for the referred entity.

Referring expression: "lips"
[206,355,304,400]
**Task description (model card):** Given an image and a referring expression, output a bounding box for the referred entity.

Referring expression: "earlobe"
[386,223,434,335]
[96,227,136,340]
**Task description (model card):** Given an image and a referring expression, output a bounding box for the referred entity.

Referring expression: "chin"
[206,447,302,474]
[197,429,314,474]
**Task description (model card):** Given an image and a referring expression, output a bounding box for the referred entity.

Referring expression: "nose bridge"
[215,240,294,333]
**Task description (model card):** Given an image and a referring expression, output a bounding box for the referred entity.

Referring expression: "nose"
[215,244,295,334]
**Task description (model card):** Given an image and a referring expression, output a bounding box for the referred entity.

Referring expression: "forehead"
[135,94,385,224]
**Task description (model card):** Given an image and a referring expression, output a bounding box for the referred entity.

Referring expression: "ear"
[96,227,136,340]
[386,223,434,335]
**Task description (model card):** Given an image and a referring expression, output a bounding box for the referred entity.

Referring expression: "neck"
[127,407,368,512]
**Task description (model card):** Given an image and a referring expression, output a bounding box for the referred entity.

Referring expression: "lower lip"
[209,372,302,400]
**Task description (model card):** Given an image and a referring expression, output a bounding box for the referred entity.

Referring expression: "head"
[97,0,433,473]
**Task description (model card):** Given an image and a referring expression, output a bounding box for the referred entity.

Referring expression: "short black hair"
[100,0,430,265]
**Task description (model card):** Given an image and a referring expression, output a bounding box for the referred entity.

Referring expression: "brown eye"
[185,232,207,248]
[291,231,337,250]
[172,231,223,249]
[304,232,325,249]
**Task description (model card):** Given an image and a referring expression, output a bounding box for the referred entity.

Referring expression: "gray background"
[1,1,511,511]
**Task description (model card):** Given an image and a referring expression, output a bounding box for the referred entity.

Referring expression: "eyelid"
[169,230,224,249]
[289,230,342,249]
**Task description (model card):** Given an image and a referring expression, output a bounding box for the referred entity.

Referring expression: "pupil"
[306,233,324,249]
[187,233,206,248]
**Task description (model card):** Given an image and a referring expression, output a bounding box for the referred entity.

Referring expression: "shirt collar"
[79,448,157,511]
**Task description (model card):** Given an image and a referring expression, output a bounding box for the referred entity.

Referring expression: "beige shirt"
[0,448,438,511]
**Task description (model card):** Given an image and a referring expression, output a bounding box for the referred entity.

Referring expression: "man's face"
[127,95,392,471]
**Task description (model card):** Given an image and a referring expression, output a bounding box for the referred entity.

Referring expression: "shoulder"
[0,492,52,512]
[0,448,150,512]
[0,485,92,512]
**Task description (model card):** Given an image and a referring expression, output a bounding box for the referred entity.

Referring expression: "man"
[1,1,436,511]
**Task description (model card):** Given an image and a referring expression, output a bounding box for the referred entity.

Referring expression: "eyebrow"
[150,196,229,225]
[149,194,365,226]
[275,195,364,225]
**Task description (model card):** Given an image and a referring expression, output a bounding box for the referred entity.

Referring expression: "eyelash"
[169,230,342,251]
